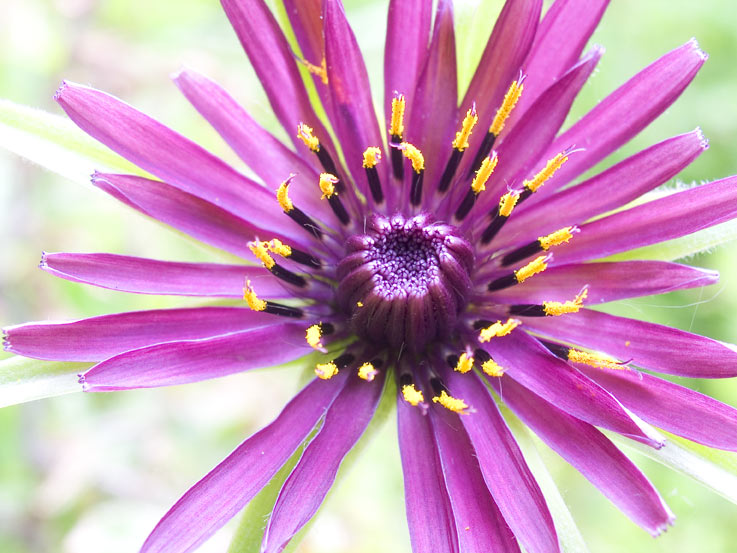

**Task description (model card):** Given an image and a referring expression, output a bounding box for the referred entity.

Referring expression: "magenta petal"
[323,0,384,189]
[512,0,609,121]
[486,331,664,446]
[488,261,718,305]
[140,374,346,553]
[81,324,311,391]
[384,0,433,123]
[495,376,674,536]
[92,172,309,254]
[408,0,458,197]
[282,1,323,71]
[502,129,708,245]
[262,371,386,553]
[3,307,275,362]
[480,47,602,207]
[430,406,521,553]
[440,367,558,553]
[220,0,335,156]
[527,40,706,200]
[40,252,283,298]
[551,175,737,264]
[397,394,458,553]
[580,367,737,451]
[55,82,286,232]
[523,308,737,378]
[460,0,541,168]
[172,69,336,225]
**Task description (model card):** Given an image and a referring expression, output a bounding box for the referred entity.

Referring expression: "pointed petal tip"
[687,37,708,61]
[650,511,676,538]
[695,126,710,149]
[53,80,69,102]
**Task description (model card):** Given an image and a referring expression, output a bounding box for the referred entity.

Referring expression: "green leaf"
[0,355,90,408]
[228,374,397,552]
[616,432,737,506]
[0,98,146,185]
[503,406,591,553]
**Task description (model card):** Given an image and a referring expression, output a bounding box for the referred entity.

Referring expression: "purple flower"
[4,0,737,552]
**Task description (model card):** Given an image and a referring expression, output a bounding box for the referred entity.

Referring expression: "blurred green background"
[1,0,737,552]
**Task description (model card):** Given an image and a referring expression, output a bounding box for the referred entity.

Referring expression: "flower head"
[4,1,737,553]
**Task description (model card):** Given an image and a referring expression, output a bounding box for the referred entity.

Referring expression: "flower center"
[336,213,474,351]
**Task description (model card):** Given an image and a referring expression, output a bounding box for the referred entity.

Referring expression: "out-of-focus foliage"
[1,1,736,552]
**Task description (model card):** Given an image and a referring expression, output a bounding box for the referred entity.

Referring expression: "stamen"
[243,279,304,318]
[248,240,275,269]
[467,76,525,178]
[243,279,267,312]
[402,383,425,406]
[297,123,344,184]
[502,226,578,266]
[358,362,379,381]
[480,190,520,244]
[248,240,308,288]
[306,324,324,350]
[298,57,328,85]
[479,318,521,342]
[454,153,499,221]
[567,349,628,371]
[315,353,355,380]
[481,358,505,377]
[432,390,469,414]
[519,148,572,202]
[453,106,479,151]
[454,352,474,374]
[315,361,339,380]
[276,176,323,240]
[489,77,525,137]
[440,104,480,194]
[390,93,406,180]
[515,254,549,283]
[297,123,320,152]
[318,173,350,225]
[541,340,629,371]
[399,142,425,206]
[266,239,322,269]
[509,288,588,317]
[363,146,384,204]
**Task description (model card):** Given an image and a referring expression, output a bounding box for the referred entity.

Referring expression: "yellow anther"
[452,107,479,151]
[400,142,425,173]
[297,123,320,152]
[498,191,519,217]
[248,240,275,269]
[432,390,469,414]
[471,154,499,195]
[481,359,505,377]
[306,324,323,350]
[539,226,576,250]
[358,362,379,381]
[455,353,474,374]
[243,279,267,312]
[315,361,339,380]
[479,318,521,343]
[543,289,588,316]
[357,301,364,308]
[489,78,524,136]
[402,384,424,406]
[515,255,548,283]
[523,151,570,193]
[276,178,294,212]
[267,238,292,258]
[363,147,382,169]
[390,94,406,137]
[298,57,328,85]
[567,349,627,371]
[319,173,339,199]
